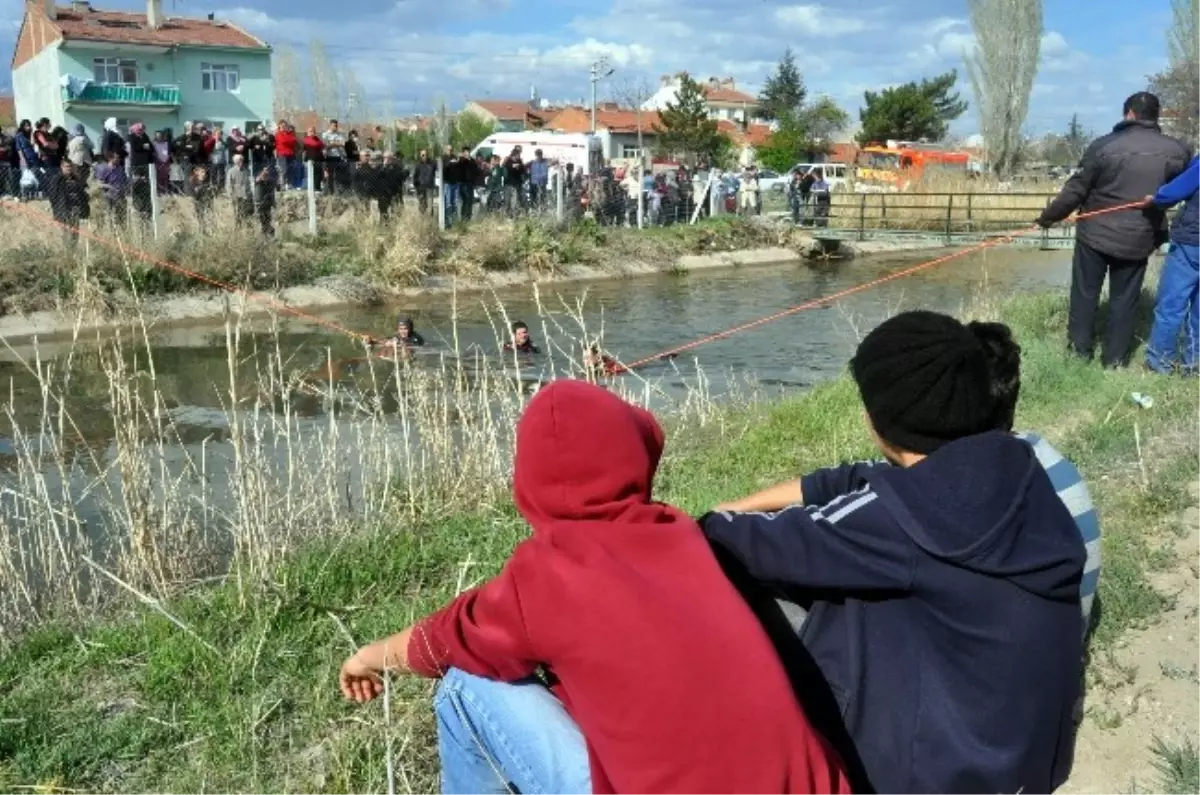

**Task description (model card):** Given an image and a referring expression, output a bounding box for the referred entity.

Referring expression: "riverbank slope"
[0,213,943,344]
[0,288,1196,793]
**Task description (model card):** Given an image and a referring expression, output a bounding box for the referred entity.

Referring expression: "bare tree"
[608,76,654,165]
[309,39,340,120]
[273,44,304,118]
[964,0,1043,176]
[341,68,366,125]
[1150,0,1198,142]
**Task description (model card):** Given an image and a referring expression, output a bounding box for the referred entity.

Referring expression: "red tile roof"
[544,106,662,134]
[47,5,265,49]
[470,100,538,121]
[717,120,772,147]
[704,85,756,104]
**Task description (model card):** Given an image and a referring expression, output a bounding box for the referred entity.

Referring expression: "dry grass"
[0,291,730,638]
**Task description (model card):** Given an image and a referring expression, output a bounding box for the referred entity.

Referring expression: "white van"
[472,132,604,176]
[788,162,849,191]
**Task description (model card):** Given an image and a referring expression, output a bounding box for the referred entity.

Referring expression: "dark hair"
[968,321,1021,432]
[397,316,413,328]
[36,117,50,129]
[512,321,528,332]
[18,119,30,133]
[329,119,339,125]
[1122,91,1161,122]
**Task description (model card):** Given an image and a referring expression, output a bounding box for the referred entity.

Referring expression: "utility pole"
[589,56,613,134]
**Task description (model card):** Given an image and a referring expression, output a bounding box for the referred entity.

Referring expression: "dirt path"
[1063,479,1200,794]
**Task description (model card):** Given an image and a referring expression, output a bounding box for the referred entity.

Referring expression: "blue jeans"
[443,182,459,224]
[434,668,591,794]
[1145,242,1199,373]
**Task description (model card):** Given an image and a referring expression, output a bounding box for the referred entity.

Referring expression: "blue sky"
[4,0,1177,136]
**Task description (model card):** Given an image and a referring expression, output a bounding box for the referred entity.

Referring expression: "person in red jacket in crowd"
[339,380,850,795]
[274,120,299,191]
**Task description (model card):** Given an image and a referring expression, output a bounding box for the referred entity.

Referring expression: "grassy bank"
[0,288,1197,793]
[0,199,795,316]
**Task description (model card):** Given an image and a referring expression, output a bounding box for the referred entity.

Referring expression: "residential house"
[12,0,272,144]
[716,119,772,165]
[463,99,556,132]
[542,103,662,161]
[641,74,759,124]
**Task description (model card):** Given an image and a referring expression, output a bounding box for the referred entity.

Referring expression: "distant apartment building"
[641,74,760,124]
[11,0,272,142]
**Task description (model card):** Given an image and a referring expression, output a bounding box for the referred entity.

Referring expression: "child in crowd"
[340,380,850,794]
[703,310,1088,794]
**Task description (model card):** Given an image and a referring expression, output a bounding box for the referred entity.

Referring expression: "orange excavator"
[855,141,974,190]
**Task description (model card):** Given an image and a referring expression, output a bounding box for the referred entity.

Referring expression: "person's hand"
[340,652,383,703]
[1143,194,1156,206]
[713,502,743,513]
[1034,216,1052,229]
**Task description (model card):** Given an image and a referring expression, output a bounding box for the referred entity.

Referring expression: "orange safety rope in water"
[1,199,1148,369]
[612,201,1148,374]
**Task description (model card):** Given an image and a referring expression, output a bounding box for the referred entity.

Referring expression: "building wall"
[55,43,271,141]
[12,43,63,130]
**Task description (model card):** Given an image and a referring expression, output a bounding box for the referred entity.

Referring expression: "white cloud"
[773,5,868,36]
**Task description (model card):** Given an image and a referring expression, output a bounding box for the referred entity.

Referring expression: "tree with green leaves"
[757,49,807,122]
[856,70,968,145]
[654,73,725,166]
[919,70,969,139]
[857,83,942,144]
[452,111,496,150]
[757,98,852,171]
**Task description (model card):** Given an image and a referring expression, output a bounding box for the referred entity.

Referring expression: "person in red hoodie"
[339,379,849,794]
[274,121,299,191]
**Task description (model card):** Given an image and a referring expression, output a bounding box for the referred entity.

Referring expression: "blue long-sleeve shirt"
[1153,154,1198,247]
[1155,154,1199,204]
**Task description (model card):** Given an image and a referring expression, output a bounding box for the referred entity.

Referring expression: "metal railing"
[760,190,1075,247]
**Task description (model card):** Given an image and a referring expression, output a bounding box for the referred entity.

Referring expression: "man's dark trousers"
[1069,239,1148,367]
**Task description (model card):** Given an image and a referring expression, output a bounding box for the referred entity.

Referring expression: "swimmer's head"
[512,321,530,345]
[397,317,414,336]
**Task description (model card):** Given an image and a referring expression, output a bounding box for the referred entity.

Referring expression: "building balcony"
[61,82,182,110]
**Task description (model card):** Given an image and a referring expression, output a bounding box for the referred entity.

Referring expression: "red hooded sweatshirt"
[408,380,849,794]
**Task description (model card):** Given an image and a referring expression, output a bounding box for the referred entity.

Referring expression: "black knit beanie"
[850,310,997,455]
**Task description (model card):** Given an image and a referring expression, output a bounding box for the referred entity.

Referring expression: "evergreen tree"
[919,70,969,138]
[654,73,724,166]
[757,49,807,121]
[856,83,942,144]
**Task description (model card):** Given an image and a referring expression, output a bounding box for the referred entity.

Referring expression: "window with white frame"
[201,63,240,92]
[620,144,643,159]
[93,57,139,85]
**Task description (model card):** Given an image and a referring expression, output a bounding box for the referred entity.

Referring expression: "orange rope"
[2,197,1147,371]
[613,201,1147,374]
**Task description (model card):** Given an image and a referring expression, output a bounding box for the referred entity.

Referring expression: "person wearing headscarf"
[99,117,127,164]
[66,123,94,174]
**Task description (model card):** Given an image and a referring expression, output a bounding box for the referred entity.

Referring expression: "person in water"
[584,343,622,376]
[701,310,1088,794]
[503,321,540,354]
[339,380,851,794]
[374,317,425,352]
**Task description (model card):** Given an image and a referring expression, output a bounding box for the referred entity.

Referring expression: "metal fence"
[757,189,1077,247]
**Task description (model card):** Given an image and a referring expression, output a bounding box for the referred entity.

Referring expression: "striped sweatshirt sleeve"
[700,489,916,592]
[1016,433,1100,633]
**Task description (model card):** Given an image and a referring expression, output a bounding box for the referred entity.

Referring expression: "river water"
[0,245,1073,450]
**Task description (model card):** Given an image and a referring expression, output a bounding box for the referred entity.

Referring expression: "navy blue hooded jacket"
[701,432,1085,794]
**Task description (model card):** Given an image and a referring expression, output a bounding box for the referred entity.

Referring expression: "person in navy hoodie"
[701,310,1086,794]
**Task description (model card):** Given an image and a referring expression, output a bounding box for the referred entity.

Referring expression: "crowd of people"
[339,305,1103,794]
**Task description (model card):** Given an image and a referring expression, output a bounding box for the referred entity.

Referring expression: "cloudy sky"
[4,0,1177,135]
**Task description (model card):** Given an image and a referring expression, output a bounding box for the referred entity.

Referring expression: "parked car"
[756,169,789,193]
[788,162,850,191]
